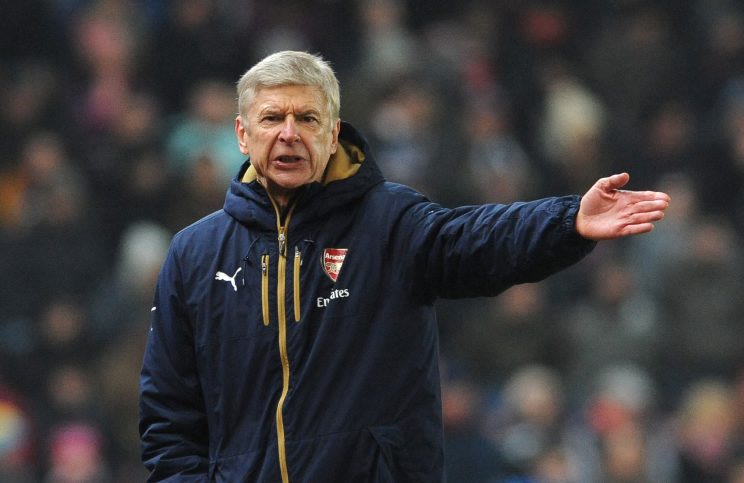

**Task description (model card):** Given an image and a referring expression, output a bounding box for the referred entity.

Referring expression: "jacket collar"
[224,121,384,229]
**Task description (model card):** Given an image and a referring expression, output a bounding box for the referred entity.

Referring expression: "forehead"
[249,85,327,113]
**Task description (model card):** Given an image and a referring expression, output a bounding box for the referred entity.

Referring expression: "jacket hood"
[223,121,384,230]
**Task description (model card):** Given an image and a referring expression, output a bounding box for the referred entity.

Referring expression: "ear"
[329,119,341,154]
[235,115,250,155]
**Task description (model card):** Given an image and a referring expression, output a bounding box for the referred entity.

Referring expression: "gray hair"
[237,51,340,121]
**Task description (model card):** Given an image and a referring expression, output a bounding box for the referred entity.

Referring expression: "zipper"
[268,198,297,483]
[261,254,270,326]
[278,228,287,257]
[294,246,301,323]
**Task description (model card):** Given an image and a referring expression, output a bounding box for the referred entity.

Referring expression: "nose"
[278,117,300,144]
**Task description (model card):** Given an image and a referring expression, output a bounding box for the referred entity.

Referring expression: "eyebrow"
[257,104,322,115]
[296,110,323,119]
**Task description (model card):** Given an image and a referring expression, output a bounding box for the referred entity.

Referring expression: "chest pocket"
[201,240,278,343]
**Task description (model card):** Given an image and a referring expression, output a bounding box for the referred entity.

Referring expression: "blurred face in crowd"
[235,84,340,207]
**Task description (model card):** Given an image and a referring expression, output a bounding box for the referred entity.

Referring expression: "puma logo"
[215,267,242,292]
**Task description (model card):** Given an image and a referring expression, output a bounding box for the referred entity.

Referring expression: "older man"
[139,51,670,482]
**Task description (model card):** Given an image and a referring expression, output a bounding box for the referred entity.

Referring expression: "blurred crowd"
[2,0,744,481]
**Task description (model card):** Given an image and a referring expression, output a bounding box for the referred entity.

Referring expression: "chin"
[274,170,316,186]
[273,176,312,191]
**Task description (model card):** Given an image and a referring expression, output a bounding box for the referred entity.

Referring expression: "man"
[139,51,670,482]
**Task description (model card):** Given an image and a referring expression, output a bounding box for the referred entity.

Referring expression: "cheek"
[311,135,335,162]
[247,148,271,176]
[246,135,273,162]
[252,155,272,176]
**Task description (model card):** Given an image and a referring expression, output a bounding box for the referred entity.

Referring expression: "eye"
[260,114,282,123]
[300,115,319,124]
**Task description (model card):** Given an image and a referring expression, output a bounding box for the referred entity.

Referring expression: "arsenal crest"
[322,248,348,282]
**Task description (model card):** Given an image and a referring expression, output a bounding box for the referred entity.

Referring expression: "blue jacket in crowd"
[139,122,596,482]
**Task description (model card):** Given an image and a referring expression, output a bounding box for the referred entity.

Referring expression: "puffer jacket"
[139,122,596,482]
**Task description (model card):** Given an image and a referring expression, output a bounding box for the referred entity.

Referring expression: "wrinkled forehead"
[244,84,332,118]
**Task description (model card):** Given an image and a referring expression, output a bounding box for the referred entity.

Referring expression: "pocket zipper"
[261,254,270,326]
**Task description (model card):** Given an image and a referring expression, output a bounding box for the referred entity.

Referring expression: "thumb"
[600,172,630,192]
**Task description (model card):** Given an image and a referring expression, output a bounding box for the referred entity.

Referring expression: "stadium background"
[2,0,744,481]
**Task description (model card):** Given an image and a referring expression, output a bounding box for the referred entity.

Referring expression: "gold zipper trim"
[269,199,297,483]
[261,254,270,326]
[294,247,301,323]
[276,243,290,483]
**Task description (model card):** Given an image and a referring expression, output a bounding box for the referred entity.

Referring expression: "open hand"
[576,173,671,241]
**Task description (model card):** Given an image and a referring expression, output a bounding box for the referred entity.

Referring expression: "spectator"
[484,365,576,480]
[575,365,677,483]
[659,218,744,393]
[674,379,742,483]
[165,79,246,184]
[43,422,111,483]
[560,256,661,402]
[441,364,503,482]
[453,284,563,385]
[89,221,171,344]
[0,384,36,482]
[538,61,608,194]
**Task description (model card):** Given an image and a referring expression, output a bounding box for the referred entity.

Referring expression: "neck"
[259,176,295,211]
[273,193,292,211]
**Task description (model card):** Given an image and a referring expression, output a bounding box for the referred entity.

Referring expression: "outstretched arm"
[576,173,671,241]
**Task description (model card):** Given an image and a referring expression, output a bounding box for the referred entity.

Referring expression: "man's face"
[235,85,340,203]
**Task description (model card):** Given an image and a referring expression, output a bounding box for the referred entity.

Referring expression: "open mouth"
[276,155,303,163]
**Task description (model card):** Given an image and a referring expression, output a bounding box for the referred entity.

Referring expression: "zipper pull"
[261,256,267,275]
[278,228,287,257]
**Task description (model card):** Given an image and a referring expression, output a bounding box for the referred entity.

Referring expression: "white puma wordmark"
[215,267,242,292]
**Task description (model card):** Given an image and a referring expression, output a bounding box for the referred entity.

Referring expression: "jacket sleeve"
[139,241,209,481]
[397,195,596,301]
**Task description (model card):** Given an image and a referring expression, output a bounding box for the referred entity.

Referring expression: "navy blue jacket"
[139,122,596,482]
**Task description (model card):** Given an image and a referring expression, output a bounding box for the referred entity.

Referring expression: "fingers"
[622,198,668,227]
[627,210,666,225]
[652,190,671,201]
[599,173,672,204]
[630,199,670,213]
[629,191,671,202]
[618,191,672,210]
[620,223,656,237]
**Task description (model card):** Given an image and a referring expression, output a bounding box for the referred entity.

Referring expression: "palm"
[576,173,671,241]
